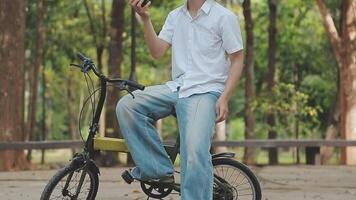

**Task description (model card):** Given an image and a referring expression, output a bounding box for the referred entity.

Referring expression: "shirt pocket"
[195,29,220,55]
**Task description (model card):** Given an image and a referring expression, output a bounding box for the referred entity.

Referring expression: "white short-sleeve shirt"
[158,0,243,98]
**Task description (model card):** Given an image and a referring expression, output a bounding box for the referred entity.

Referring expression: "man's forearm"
[142,17,159,56]
[141,17,168,59]
[129,0,169,59]
[221,51,244,101]
[215,51,243,122]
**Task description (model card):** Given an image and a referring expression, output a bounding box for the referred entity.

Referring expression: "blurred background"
[0,0,355,171]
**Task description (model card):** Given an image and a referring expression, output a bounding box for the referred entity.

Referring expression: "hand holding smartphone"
[129,0,151,19]
[141,0,150,7]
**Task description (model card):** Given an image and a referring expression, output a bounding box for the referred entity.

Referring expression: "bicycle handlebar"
[77,52,89,62]
[123,79,146,91]
[74,52,145,91]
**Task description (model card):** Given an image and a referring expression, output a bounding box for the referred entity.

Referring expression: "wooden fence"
[1,139,356,150]
[1,139,356,164]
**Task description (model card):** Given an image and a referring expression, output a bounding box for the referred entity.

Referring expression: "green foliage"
[227,118,245,140]
[226,0,338,141]
[254,83,321,138]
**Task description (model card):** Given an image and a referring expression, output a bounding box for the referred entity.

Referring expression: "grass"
[31,149,73,165]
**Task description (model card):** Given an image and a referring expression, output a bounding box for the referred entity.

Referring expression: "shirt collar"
[201,0,213,14]
[181,0,213,15]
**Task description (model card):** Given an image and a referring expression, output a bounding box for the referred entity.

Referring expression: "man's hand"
[130,0,170,59]
[215,51,244,123]
[216,95,229,123]
[129,0,151,20]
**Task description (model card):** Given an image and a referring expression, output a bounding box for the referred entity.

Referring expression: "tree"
[129,8,137,83]
[104,0,125,166]
[67,75,77,155]
[27,0,46,161]
[0,0,29,170]
[82,0,108,138]
[316,0,356,165]
[83,0,107,70]
[266,0,278,165]
[242,0,256,164]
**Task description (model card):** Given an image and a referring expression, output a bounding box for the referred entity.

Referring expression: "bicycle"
[40,52,262,200]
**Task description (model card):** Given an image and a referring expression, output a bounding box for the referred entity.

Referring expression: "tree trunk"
[0,0,29,170]
[129,8,137,84]
[83,0,106,70]
[67,76,77,155]
[27,0,45,162]
[40,64,47,165]
[266,0,278,165]
[126,8,138,165]
[293,64,303,164]
[315,0,342,66]
[320,91,340,164]
[321,123,338,164]
[339,0,356,165]
[316,0,356,165]
[104,0,125,166]
[97,0,106,71]
[98,1,106,138]
[83,0,107,138]
[106,0,124,139]
[242,0,256,165]
[316,0,341,165]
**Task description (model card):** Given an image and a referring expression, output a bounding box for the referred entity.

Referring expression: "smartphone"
[141,0,150,7]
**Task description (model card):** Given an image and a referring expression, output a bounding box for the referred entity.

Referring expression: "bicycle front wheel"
[40,163,99,200]
[213,158,262,200]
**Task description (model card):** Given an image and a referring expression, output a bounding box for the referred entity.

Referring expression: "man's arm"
[129,0,170,59]
[216,50,244,122]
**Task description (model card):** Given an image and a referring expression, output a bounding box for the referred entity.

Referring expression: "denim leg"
[176,93,219,200]
[116,85,177,180]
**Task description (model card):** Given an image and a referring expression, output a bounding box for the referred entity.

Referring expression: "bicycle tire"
[213,158,262,200]
[40,164,99,200]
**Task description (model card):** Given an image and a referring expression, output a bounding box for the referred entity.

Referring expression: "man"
[116,0,244,199]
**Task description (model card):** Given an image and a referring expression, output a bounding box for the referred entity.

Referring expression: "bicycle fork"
[61,167,88,200]
[61,153,94,200]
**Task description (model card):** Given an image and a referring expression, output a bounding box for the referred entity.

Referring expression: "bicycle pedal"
[121,170,134,184]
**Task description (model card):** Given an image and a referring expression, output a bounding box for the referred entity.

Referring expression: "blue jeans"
[116,85,219,200]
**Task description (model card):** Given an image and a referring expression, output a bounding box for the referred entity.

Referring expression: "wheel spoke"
[43,166,97,200]
[213,161,259,200]
[147,185,154,193]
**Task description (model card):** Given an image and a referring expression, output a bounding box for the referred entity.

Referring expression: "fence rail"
[213,140,356,148]
[0,140,83,150]
[1,139,356,150]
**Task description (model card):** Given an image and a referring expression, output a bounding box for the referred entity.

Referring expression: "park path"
[0,165,356,200]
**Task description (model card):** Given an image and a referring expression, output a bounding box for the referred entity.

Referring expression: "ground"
[0,165,356,200]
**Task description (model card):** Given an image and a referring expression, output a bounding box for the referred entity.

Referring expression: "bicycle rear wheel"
[213,158,261,200]
[40,163,99,200]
